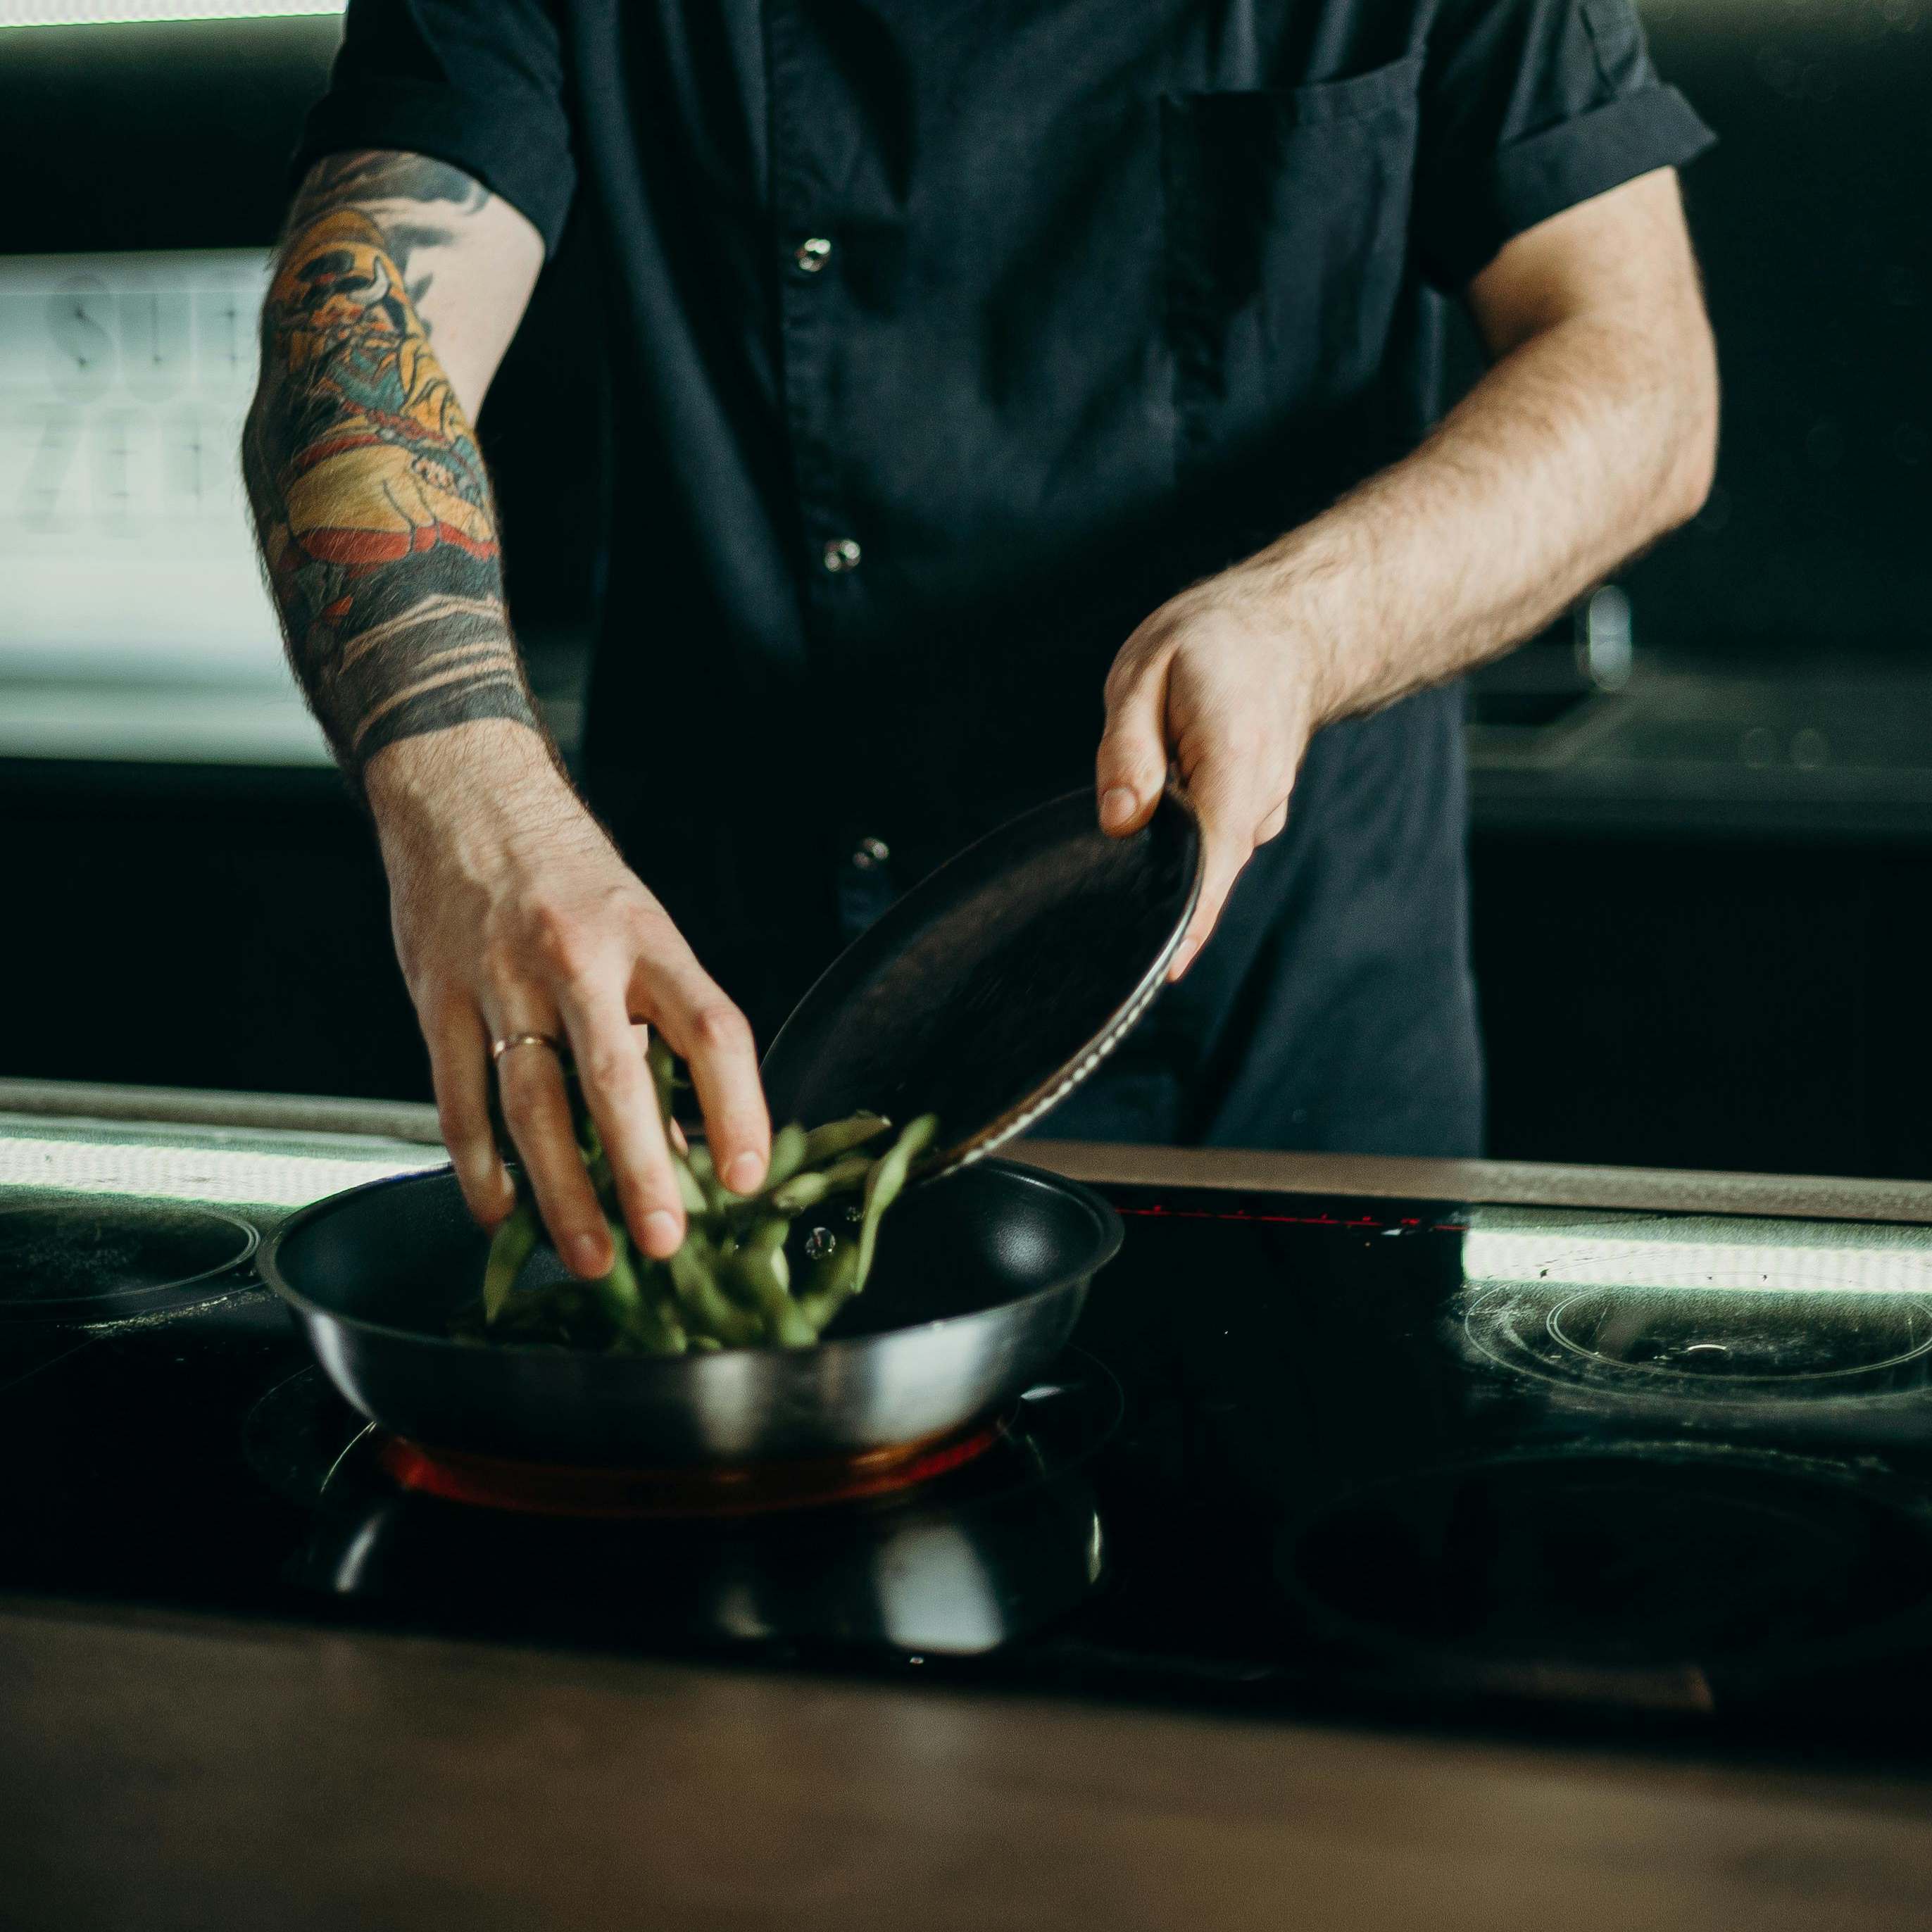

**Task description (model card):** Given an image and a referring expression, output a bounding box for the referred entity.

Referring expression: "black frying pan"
[264,1159,1119,1467]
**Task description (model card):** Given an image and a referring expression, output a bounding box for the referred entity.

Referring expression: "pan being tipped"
[761,788,1202,1181]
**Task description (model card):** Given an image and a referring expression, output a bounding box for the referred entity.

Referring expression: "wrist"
[365,721,577,853]
[1203,549,1355,727]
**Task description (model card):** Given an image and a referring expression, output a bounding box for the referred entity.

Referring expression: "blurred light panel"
[0,1132,437,1209]
[1464,1211,1932,1296]
[0,1,341,23]
[0,248,332,762]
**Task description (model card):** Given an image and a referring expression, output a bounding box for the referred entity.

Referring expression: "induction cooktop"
[6,1115,1932,1770]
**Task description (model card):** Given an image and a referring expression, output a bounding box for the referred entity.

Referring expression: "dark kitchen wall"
[1623,0,1932,666]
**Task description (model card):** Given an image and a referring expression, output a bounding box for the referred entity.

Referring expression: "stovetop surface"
[8,1112,1932,1769]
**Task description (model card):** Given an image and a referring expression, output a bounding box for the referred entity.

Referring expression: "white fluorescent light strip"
[0,1,340,25]
[0,1134,437,1210]
[1464,1228,1932,1297]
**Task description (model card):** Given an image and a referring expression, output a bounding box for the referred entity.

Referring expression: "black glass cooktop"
[6,1153,1932,1767]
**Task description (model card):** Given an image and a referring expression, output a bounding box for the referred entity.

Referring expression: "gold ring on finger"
[490,1031,565,1065]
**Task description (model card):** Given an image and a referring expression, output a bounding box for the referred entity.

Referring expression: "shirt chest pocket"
[1159,54,1423,508]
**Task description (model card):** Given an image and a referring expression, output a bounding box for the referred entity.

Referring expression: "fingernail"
[1100,785,1137,832]
[723,1150,765,1193]
[641,1210,682,1257]
[1169,937,1198,980]
[567,1232,609,1277]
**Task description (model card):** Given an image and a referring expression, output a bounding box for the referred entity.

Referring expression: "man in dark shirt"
[244,1,1717,1279]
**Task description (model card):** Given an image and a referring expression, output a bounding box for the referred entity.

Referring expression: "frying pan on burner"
[263,1160,1119,1468]
[267,787,1193,1469]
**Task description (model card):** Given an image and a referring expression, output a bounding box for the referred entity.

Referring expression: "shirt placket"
[763,0,898,939]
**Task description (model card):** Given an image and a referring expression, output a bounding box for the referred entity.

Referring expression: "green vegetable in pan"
[453,1043,936,1357]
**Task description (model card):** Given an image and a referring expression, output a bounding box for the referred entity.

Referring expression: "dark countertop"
[1469,661,1932,842]
[8,1596,1932,1932]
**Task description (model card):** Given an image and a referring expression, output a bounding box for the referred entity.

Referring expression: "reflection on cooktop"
[1464,1284,1932,1400]
[0,1194,258,1322]
[1275,1446,1932,1705]
[243,1355,1119,1657]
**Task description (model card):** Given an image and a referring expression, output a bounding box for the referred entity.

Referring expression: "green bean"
[482,1204,539,1322]
[684,1143,732,1215]
[666,1233,763,1347]
[615,1248,687,1354]
[667,1145,710,1218]
[766,1152,875,1216]
[732,1223,816,1348]
[471,1041,933,1355]
[760,1122,811,1195]
[796,1239,863,1334]
[596,1231,645,1329]
[646,1035,679,1122]
[799,1112,891,1165]
[853,1112,939,1292]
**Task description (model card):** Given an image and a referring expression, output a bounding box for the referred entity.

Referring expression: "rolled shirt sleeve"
[1414,0,1715,289]
[291,0,577,256]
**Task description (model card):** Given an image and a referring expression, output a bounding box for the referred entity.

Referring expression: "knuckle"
[617,1161,677,1224]
[623,899,678,955]
[689,1000,751,1054]
[580,1040,643,1099]
[525,901,593,979]
[476,939,524,992]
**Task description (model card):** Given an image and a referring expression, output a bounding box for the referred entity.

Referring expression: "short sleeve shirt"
[297,0,1712,1036]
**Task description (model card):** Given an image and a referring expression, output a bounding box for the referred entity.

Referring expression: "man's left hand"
[1095,569,1332,982]
[1093,170,1717,986]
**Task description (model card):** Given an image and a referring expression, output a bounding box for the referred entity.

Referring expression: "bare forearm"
[242,153,551,787]
[1235,299,1717,725]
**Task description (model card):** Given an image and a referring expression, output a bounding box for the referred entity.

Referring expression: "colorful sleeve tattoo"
[242,152,546,784]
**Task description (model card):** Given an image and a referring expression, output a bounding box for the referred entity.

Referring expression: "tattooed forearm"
[243,152,547,784]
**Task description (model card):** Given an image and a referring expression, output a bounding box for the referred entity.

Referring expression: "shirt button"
[793,237,832,275]
[821,537,862,574]
[851,836,889,871]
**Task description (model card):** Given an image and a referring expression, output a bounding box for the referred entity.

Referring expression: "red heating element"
[380,1419,1004,1521]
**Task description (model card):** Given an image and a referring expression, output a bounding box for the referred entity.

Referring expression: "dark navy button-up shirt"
[297,0,1710,1140]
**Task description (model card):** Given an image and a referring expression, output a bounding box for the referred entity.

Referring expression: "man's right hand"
[367,722,771,1279]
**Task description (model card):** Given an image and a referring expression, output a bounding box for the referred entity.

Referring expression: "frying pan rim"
[260,1155,1123,1362]
[760,784,1203,1181]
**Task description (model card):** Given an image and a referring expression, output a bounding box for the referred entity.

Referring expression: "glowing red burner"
[380,1419,1005,1520]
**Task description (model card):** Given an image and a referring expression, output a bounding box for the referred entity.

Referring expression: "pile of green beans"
[454,1038,938,1355]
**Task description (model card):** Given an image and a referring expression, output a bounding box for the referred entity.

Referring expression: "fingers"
[633,936,772,1198]
[1169,829,1245,982]
[425,1000,515,1227]
[1096,648,1171,838]
[1169,765,1289,984]
[553,980,687,1260]
[487,1003,617,1280]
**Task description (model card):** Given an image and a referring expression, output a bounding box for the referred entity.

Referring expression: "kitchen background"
[1,0,1927,1178]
